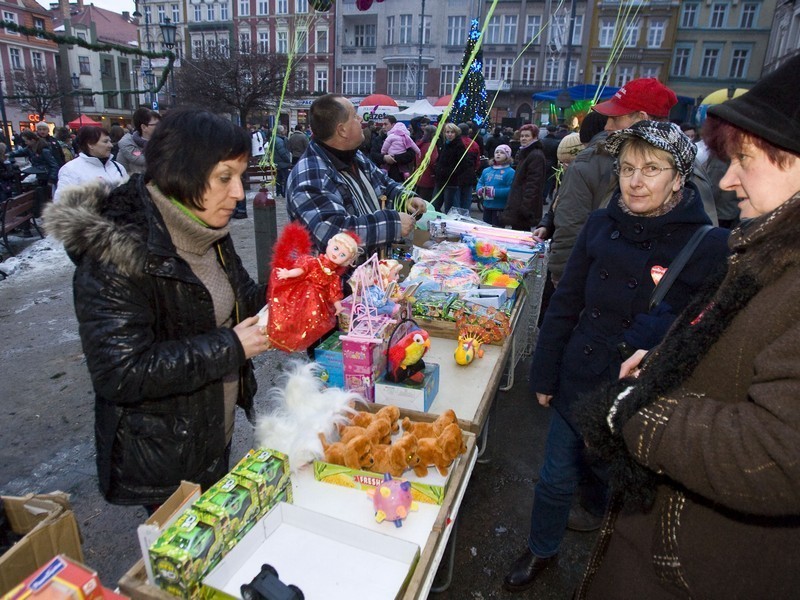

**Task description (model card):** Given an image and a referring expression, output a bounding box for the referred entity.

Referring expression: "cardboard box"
[233,449,291,517]
[3,555,103,600]
[375,363,440,412]
[136,482,201,586]
[462,288,507,309]
[478,282,519,301]
[148,508,230,598]
[0,493,84,596]
[194,474,261,546]
[313,332,344,388]
[341,336,387,402]
[312,460,449,506]
[202,503,419,600]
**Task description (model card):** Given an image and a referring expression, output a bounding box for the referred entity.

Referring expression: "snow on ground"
[0,236,71,282]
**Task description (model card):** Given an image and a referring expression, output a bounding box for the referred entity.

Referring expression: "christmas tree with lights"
[449,19,489,127]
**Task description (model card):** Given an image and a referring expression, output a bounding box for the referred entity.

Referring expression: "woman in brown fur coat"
[577,55,800,599]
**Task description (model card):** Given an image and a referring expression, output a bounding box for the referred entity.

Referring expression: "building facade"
[763,0,800,73]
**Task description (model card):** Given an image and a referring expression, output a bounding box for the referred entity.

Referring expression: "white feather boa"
[255,360,365,471]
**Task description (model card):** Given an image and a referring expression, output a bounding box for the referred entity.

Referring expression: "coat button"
[634,224,644,234]
[591,308,600,318]
[627,278,638,289]
[611,230,620,239]
[599,269,609,279]
[640,240,652,250]
[583,344,593,355]
[622,318,631,328]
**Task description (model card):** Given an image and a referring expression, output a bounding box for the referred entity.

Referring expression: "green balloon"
[310,0,333,11]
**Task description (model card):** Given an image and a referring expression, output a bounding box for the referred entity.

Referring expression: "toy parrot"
[387,327,430,384]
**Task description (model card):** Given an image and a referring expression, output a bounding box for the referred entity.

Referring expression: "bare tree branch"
[8,67,64,119]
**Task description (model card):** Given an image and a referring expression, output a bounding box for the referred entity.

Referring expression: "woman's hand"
[537,392,553,407]
[619,349,648,379]
[235,315,271,358]
[532,226,550,241]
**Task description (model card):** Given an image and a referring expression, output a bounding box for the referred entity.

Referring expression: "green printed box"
[233,448,291,516]
[194,473,261,546]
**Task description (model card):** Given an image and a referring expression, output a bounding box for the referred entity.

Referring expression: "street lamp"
[727,84,736,100]
[160,17,178,108]
[71,72,81,124]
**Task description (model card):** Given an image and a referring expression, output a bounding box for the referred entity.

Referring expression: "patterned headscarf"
[605,121,697,178]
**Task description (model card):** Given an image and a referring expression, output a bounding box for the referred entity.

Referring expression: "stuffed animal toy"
[255,360,361,471]
[438,423,467,463]
[413,437,448,477]
[339,418,392,446]
[351,405,401,434]
[319,433,375,471]
[367,474,418,528]
[387,326,431,383]
[402,409,457,440]
[370,432,418,477]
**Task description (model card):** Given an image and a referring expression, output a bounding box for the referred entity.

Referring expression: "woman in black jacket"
[434,122,474,212]
[45,108,269,508]
[502,123,546,230]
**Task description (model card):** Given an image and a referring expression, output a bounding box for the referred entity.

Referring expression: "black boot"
[503,549,557,592]
[567,505,602,532]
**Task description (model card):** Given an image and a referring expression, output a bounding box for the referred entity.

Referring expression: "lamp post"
[727,84,736,100]
[160,17,177,108]
[71,72,81,125]
[416,0,426,100]
[0,76,9,145]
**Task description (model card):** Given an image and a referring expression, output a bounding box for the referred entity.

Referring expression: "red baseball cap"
[593,78,678,119]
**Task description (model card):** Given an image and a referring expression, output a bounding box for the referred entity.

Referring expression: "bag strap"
[649,225,713,311]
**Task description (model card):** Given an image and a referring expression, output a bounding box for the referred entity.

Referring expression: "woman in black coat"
[503,121,730,592]
[45,108,269,508]
[434,122,474,212]
[502,123,546,230]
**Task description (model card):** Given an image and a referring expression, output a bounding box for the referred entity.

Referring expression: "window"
[740,3,758,28]
[440,65,459,95]
[102,58,113,77]
[194,5,201,21]
[277,0,288,14]
[616,65,634,86]
[710,3,727,28]
[258,31,269,53]
[483,57,497,80]
[522,58,536,83]
[549,14,565,47]
[33,17,45,38]
[342,65,375,95]
[701,47,721,77]
[647,20,664,48]
[641,65,660,79]
[144,5,152,24]
[354,24,376,47]
[240,1,250,16]
[296,29,307,53]
[77,31,86,41]
[9,47,22,70]
[207,4,214,20]
[277,31,288,53]
[672,46,691,77]
[240,31,251,53]
[120,61,128,81]
[526,15,542,42]
[599,19,615,48]
[570,15,583,45]
[31,51,44,71]
[78,55,90,74]
[107,93,118,110]
[221,4,229,19]
[399,15,412,44]
[624,19,640,47]
[3,11,18,35]
[297,0,308,13]
[386,16,394,44]
[423,17,430,44]
[499,58,513,81]
[193,39,203,57]
[172,4,180,23]
[544,57,559,85]
[567,59,577,84]
[447,16,465,46]
[315,68,327,93]
[82,91,94,107]
[295,68,308,93]
[157,5,166,23]
[486,16,501,44]
[387,65,425,97]
[592,65,606,85]
[729,47,750,78]
[315,29,328,53]
[681,3,698,28]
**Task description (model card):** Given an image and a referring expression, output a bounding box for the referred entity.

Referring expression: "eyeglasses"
[616,164,675,178]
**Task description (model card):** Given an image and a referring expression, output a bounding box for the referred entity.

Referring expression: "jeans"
[528,409,607,558]
[276,167,290,196]
[442,185,473,213]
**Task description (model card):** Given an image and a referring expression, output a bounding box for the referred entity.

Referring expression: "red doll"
[265,223,360,352]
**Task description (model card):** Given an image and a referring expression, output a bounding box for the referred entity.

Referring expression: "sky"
[37,0,136,15]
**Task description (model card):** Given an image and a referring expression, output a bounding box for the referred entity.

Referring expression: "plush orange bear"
[370,432,418,477]
[339,418,392,446]
[319,433,374,471]
[402,409,457,440]
[351,405,401,435]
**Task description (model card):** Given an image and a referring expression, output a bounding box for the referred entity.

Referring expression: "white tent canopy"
[394,99,445,119]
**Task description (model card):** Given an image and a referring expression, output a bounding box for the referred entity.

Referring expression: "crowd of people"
[14,51,799,598]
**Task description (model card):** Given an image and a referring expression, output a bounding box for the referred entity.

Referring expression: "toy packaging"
[3,555,105,600]
[375,363,440,412]
[313,332,345,388]
[233,449,292,517]
[193,474,261,546]
[410,290,459,321]
[341,336,387,401]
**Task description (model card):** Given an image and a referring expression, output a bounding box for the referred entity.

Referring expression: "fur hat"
[707,54,800,155]
[556,133,584,163]
[593,78,678,119]
[494,144,512,161]
[605,121,697,179]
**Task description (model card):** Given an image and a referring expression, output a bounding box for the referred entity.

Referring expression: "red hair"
[519,124,540,138]
[703,115,800,168]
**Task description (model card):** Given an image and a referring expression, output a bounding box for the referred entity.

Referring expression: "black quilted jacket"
[45,175,265,505]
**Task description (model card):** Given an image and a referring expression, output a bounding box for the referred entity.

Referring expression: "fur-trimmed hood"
[44,175,154,277]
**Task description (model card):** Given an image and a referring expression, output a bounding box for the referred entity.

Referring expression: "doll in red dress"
[265,223,360,352]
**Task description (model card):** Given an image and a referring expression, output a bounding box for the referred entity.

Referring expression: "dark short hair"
[77,126,107,155]
[679,122,696,133]
[145,107,251,210]
[385,115,397,125]
[579,111,608,143]
[133,106,160,134]
[309,94,350,141]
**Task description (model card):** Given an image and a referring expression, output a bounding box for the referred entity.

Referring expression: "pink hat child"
[493,144,513,165]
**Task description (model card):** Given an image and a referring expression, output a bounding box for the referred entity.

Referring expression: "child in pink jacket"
[381,122,420,179]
